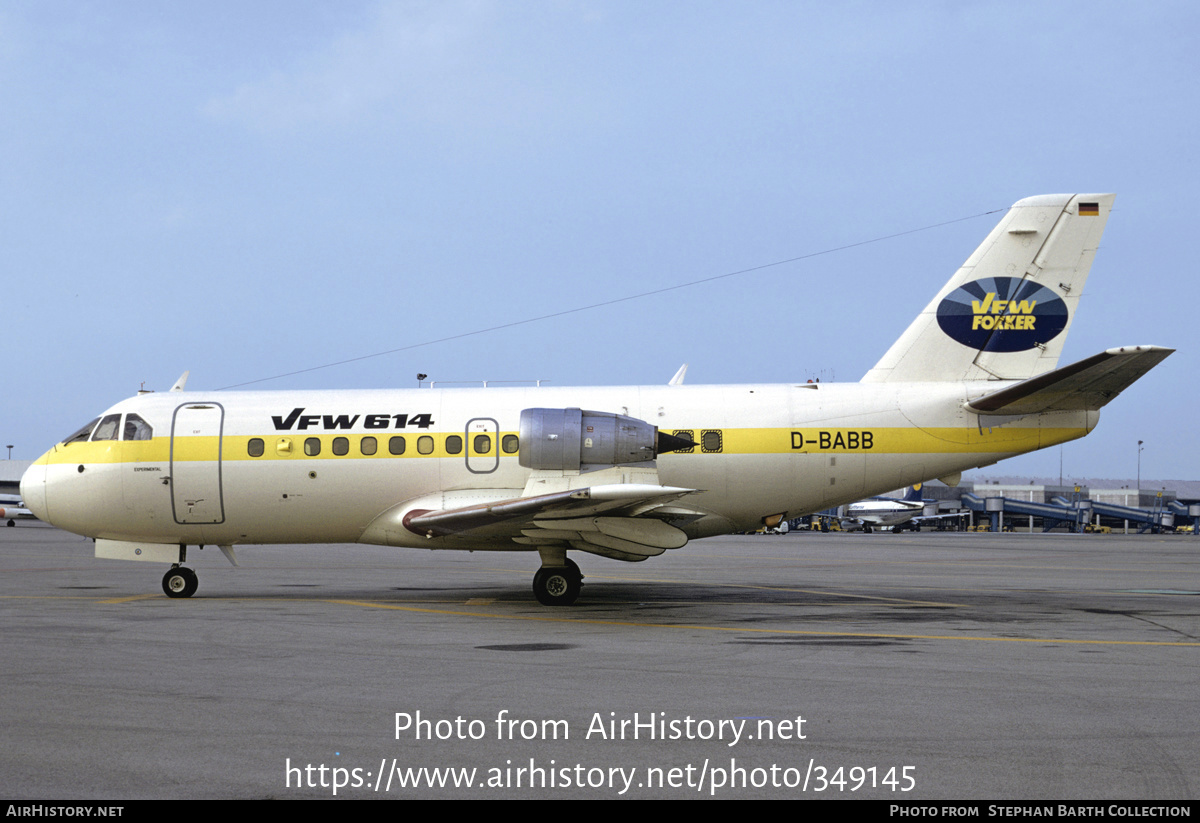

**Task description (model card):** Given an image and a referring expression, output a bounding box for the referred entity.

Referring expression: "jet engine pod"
[519,408,668,471]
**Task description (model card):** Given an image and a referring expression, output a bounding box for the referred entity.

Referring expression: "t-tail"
[862,193,1115,384]
[861,193,1173,415]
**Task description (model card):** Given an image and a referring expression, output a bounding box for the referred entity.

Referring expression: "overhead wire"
[217,207,1004,390]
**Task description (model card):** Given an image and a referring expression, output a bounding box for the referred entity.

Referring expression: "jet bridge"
[1056,496,1178,534]
[960,492,1189,533]
[961,493,1087,532]
[1168,501,1200,534]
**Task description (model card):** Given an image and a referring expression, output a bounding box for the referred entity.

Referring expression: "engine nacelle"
[519,408,659,471]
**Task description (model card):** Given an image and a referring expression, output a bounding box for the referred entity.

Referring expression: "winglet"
[170,371,190,393]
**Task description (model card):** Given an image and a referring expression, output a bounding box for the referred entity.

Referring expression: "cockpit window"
[91,414,121,442]
[62,418,100,445]
[123,414,153,441]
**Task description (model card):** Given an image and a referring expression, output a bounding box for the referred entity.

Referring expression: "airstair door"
[170,403,226,524]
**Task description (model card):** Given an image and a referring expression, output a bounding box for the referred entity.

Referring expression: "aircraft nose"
[20,457,49,522]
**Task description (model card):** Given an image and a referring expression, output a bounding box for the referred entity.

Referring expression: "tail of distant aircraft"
[862,194,1115,384]
[902,484,923,503]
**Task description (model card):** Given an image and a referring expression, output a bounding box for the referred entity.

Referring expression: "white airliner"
[841,483,967,533]
[20,194,1172,605]
[843,485,926,533]
[0,502,35,527]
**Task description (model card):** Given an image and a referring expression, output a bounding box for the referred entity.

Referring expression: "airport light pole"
[1137,440,1144,503]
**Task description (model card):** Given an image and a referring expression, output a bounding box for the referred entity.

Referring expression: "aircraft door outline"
[465,417,499,474]
[170,402,226,525]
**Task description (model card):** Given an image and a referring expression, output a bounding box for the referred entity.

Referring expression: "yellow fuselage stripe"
[38,424,1089,465]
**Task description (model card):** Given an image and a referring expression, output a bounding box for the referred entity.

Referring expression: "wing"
[913,511,970,523]
[365,480,707,562]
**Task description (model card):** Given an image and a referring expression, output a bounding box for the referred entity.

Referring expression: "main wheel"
[532,563,582,606]
[162,567,198,598]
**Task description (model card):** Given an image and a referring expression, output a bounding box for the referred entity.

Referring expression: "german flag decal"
[1079,202,1100,216]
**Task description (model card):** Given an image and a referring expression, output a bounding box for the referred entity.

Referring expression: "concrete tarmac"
[2,523,1198,799]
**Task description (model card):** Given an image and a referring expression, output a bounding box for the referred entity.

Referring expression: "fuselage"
[21,380,1096,551]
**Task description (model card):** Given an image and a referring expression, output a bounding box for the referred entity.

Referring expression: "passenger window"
[389,436,406,455]
[502,434,519,454]
[62,418,100,445]
[248,438,265,457]
[332,436,349,456]
[473,434,492,454]
[361,436,378,456]
[445,435,463,455]
[417,436,434,455]
[123,414,153,441]
[304,437,321,456]
[91,414,121,442]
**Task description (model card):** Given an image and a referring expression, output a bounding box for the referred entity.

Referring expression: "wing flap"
[574,533,667,558]
[964,346,1173,416]
[530,515,689,549]
[402,484,696,539]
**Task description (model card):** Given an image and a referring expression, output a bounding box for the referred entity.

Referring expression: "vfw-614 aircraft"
[21,194,1172,605]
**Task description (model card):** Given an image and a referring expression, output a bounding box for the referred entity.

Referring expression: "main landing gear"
[532,557,583,606]
[162,565,198,598]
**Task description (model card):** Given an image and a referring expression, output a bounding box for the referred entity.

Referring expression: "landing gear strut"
[532,557,582,606]
[162,565,198,598]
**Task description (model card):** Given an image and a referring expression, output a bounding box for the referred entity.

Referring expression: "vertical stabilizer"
[861,194,1114,383]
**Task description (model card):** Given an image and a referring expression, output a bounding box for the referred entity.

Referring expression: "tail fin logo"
[936,277,1068,352]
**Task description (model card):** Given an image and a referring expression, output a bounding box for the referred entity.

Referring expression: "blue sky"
[4,1,1195,481]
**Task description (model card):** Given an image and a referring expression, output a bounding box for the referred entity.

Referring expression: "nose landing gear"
[162,565,199,598]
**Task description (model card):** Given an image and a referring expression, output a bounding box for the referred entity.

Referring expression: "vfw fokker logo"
[936,277,1068,352]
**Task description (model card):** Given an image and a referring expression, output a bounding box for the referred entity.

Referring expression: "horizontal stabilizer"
[964,346,1173,416]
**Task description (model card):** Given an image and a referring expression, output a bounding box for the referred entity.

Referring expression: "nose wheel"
[532,558,582,606]
[162,566,199,598]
